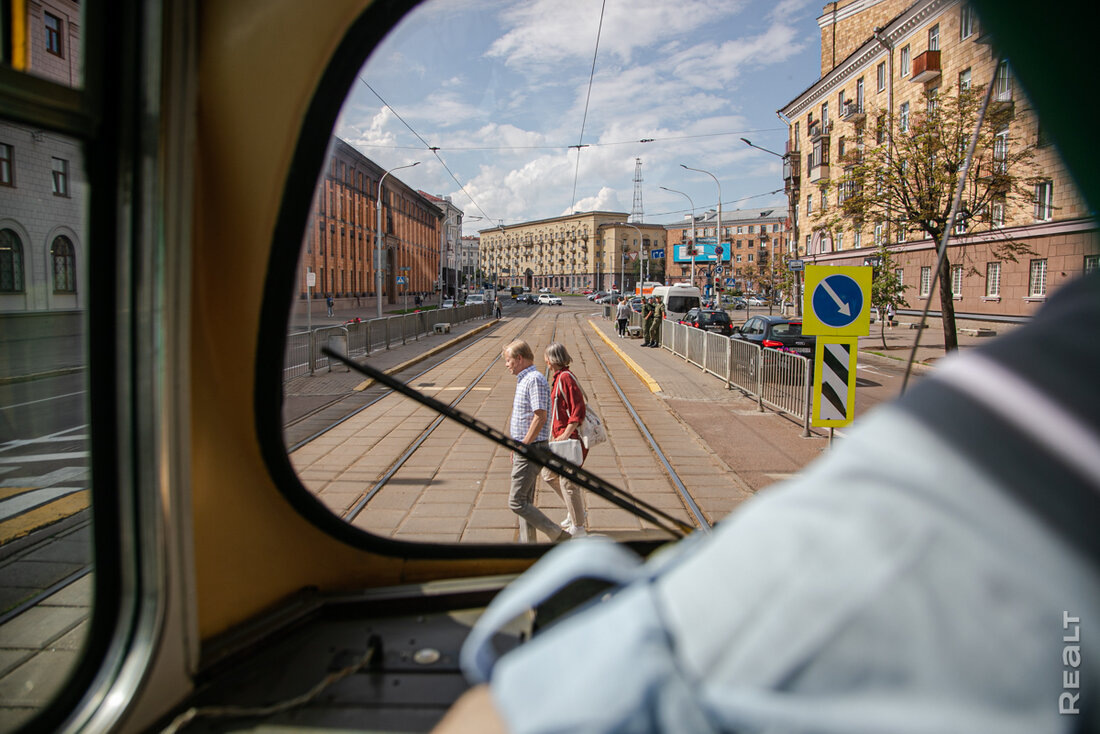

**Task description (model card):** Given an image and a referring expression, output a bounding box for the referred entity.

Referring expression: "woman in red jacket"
[542,342,588,536]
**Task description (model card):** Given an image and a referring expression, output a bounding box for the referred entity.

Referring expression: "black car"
[680,308,734,336]
[731,315,815,357]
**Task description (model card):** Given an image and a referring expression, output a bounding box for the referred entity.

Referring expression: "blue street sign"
[650,248,665,259]
[396,276,408,285]
[811,273,864,328]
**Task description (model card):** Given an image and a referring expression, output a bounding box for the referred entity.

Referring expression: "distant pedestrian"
[415,293,422,308]
[494,296,503,319]
[651,296,666,347]
[503,340,567,543]
[615,297,629,337]
[887,303,896,327]
[326,294,334,317]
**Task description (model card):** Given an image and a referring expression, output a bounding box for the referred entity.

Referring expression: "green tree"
[867,243,909,350]
[826,81,1037,351]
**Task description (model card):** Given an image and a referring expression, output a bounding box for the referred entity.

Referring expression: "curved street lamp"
[376,161,420,318]
[660,185,697,289]
[681,164,722,303]
[741,137,799,315]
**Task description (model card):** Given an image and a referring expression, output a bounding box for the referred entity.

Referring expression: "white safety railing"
[284,303,490,380]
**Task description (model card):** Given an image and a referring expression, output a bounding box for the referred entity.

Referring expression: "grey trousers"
[509,444,563,542]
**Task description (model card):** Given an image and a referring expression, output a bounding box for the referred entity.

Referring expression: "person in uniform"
[641,296,656,347]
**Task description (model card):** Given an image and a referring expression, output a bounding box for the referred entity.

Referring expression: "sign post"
[801,265,872,429]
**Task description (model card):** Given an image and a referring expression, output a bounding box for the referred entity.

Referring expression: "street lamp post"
[741,137,799,316]
[681,164,722,303]
[660,185,697,288]
[376,161,420,318]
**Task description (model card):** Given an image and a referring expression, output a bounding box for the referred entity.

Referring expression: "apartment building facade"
[663,208,790,294]
[1,0,85,315]
[780,0,1098,319]
[479,213,667,294]
[299,139,443,305]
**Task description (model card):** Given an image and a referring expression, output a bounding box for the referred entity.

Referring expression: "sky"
[335,0,826,236]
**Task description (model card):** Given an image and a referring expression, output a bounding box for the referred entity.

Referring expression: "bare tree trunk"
[880,314,888,350]
[937,253,959,352]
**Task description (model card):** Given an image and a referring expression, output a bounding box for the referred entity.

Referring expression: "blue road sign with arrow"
[802,265,871,336]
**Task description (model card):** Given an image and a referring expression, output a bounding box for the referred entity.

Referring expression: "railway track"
[288,304,719,542]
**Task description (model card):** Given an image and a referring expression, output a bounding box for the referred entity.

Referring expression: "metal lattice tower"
[630,158,644,223]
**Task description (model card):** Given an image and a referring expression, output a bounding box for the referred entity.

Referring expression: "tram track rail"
[298,304,710,538]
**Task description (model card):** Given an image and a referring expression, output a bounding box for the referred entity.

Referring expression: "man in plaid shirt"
[503,339,567,543]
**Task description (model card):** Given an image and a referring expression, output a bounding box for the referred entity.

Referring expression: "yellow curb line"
[587,319,662,393]
[352,320,501,391]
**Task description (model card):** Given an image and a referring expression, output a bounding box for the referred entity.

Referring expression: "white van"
[465,293,486,305]
[651,284,702,322]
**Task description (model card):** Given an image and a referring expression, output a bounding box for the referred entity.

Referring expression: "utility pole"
[630,158,644,224]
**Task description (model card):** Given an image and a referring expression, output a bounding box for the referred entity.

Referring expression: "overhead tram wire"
[569,0,608,214]
[360,79,498,226]
[348,127,784,154]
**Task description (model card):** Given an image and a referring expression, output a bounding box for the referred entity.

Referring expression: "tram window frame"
[256,2,570,561]
[0,0,178,730]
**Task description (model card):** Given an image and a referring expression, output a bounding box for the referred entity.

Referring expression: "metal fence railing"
[639,316,812,432]
[284,303,490,380]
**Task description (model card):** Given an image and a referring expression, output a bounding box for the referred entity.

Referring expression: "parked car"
[465,292,486,305]
[731,315,815,356]
[680,308,734,336]
[538,287,550,293]
[587,290,606,301]
[596,290,621,304]
[441,298,454,309]
[746,296,768,307]
[537,293,562,305]
[629,296,643,312]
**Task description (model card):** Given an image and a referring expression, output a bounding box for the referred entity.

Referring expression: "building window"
[805,234,811,253]
[51,236,77,292]
[951,265,963,296]
[1084,254,1099,274]
[877,61,887,92]
[986,262,1001,296]
[899,102,910,133]
[1035,180,1053,220]
[52,157,69,196]
[1029,259,1047,297]
[807,194,812,214]
[45,12,63,56]
[927,87,939,114]
[748,225,755,233]
[901,45,910,77]
[835,233,843,251]
[928,24,940,51]
[995,60,1011,101]
[853,231,861,249]
[961,5,975,38]
[991,197,1005,227]
[748,253,754,262]
[959,68,971,91]
[895,267,904,288]
[1,229,25,291]
[874,222,884,246]
[993,126,1008,173]
[920,266,932,296]
[0,143,12,185]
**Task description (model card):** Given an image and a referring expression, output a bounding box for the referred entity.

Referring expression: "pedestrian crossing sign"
[812,337,858,427]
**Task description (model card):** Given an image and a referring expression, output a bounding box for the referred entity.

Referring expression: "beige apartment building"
[480,213,667,294]
[780,0,1098,319]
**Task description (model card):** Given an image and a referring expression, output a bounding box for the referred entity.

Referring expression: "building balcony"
[910,50,941,83]
[808,163,830,183]
[808,119,831,141]
[841,101,865,122]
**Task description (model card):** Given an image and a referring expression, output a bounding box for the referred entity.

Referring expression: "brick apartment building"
[663,208,790,295]
[779,0,1098,319]
[298,139,444,308]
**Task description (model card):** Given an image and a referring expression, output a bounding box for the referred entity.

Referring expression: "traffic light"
[685,240,695,257]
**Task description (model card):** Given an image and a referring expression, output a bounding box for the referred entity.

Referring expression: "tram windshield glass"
[278,0,1094,548]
